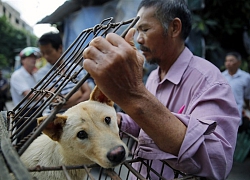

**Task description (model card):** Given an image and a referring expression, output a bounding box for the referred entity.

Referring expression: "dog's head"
[37,86,128,168]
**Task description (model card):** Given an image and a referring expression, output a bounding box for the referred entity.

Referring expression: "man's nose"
[136,32,144,44]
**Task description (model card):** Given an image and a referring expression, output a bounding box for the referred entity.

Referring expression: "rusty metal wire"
[7,16,140,156]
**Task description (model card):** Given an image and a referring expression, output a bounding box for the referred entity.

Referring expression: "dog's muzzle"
[107,145,127,166]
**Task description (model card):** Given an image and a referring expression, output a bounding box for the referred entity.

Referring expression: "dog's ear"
[37,114,68,141]
[90,86,114,107]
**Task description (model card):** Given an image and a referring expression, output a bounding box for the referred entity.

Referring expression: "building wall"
[62,0,141,50]
[0,0,33,33]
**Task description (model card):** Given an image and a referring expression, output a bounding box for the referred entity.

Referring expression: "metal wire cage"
[7,16,140,155]
[84,131,201,180]
[1,17,201,180]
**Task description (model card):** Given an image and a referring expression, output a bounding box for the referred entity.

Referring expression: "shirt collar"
[159,47,192,85]
[224,69,241,78]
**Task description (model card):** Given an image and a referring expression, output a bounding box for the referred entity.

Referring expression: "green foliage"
[190,0,250,71]
[0,54,8,67]
[0,16,38,69]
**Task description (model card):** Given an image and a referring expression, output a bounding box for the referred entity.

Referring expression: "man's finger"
[83,58,97,76]
[89,36,113,53]
[125,28,136,50]
[106,29,136,50]
[83,46,103,64]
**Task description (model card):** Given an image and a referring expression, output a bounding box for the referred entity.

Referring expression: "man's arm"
[78,82,91,102]
[63,82,91,109]
[83,29,186,155]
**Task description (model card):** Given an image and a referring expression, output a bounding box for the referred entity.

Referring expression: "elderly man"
[83,0,240,179]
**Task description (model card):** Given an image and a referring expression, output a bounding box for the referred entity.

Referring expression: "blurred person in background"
[10,47,41,108]
[0,70,8,111]
[35,57,47,71]
[222,51,250,132]
[36,32,92,115]
[10,47,42,142]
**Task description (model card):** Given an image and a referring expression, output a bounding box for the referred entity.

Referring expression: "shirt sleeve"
[118,112,141,137]
[121,82,240,180]
[165,83,240,179]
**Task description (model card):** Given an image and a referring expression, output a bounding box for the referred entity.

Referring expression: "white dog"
[21,86,128,180]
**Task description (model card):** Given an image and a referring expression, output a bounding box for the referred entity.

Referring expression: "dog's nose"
[107,145,126,164]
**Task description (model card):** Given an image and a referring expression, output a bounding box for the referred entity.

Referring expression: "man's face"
[22,55,37,69]
[224,55,240,72]
[136,6,170,65]
[39,43,62,65]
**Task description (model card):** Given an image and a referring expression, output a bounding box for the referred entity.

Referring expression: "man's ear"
[90,86,114,107]
[58,44,63,54]
[169,18,182,38]
[37,114,68,141]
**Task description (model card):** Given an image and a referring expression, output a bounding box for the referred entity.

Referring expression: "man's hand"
[83,28,145,107]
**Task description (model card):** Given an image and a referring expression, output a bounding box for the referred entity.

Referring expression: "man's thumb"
[125,28,136,50]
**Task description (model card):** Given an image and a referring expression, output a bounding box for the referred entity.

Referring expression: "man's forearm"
[63,90,82,109]
[119,87,186,156]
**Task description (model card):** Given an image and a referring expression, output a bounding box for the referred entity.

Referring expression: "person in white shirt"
[222,51,250,128]
[10,47,41,107]
[10,47,41,142]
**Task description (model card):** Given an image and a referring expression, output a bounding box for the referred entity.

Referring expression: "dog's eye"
[105,117,111,125]
[77,130,88,139]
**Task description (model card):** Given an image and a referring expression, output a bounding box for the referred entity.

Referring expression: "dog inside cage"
[0,16,200,180]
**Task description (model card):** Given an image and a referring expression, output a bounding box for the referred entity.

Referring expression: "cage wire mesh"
[4,17,200,179]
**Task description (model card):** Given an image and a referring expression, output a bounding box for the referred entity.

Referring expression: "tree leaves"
[0,17,38,69]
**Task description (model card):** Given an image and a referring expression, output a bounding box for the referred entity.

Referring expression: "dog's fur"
[21,86,128,180]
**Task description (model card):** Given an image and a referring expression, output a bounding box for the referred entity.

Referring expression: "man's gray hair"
[137,0,192,40]
[226,52,242,61]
